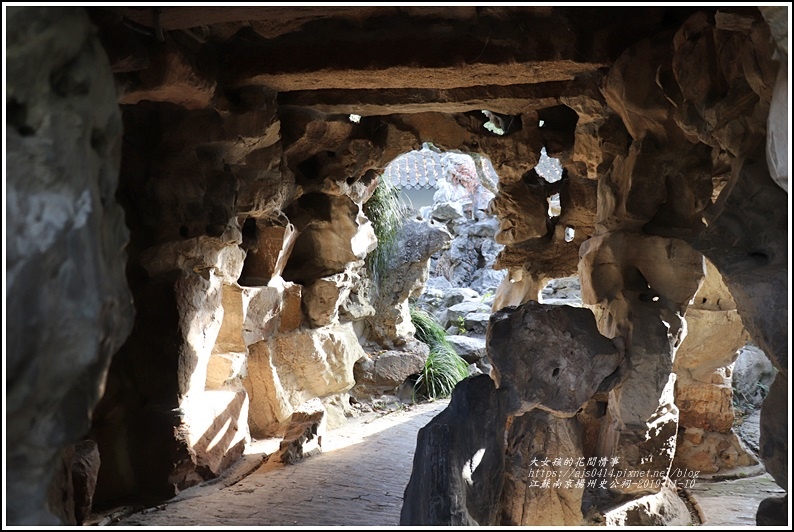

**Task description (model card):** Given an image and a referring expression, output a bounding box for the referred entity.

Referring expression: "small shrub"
[456,316,467,335]
[410,307,469,399]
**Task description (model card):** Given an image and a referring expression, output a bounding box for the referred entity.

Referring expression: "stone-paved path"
[112,398,782,527]
[685,472,785,526]
[115,400,449,527]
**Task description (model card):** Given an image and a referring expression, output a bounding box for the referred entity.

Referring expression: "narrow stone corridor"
[112,401,449,526]
[103,397,780,527]
[6,6,788,526]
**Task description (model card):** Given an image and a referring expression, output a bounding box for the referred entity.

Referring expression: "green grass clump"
[410,307,469,399]
[364,174,408,288]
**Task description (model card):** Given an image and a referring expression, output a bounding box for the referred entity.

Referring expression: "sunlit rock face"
[673,260,757,474]
[244,322,364,438]
[8,5,786,525]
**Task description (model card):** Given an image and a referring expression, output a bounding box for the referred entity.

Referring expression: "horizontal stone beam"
[219,14,608,91]
[277,82,568,116]
[229,61,603,92]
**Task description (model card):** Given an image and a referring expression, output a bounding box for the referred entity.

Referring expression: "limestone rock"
[243,322,364,437]
[239,222,298,286]
[501,411,585,526]
[487,301,623,417]
[241,285,282,346]
[6,7,133,524]
[302,271,354,327]
[213,284,247,356]
[445,301,491,328]
[139,233,246,282]
[46,441,101,525]
[470,268,506,295]
[321,393,356,430]
[674,428,757,474]
[490,179,548,245]
[765,56,788,194]
[758,374,787,490]
[276,399,326,465]
[338,275,376,323]
[401,375,508,526]
[540,276,583,306]
[440,287,480,308]
[757,495,788,526]
[463,312,491,336]
[182,390,249,478]
[432,230,503,291]
[205,352,245,390]
[674,308,747,381]
[424,275,454,292]
[732,344,777,409]
[603,484,693,526]
[468,217,500,237]
[672,263,749,440]
[524,228,701,495]
[8,6,789,526]
[278,282,304,333]
[283,193,375,284]
[579,231,704,422]
[118,44,216,110]
[492,271,547,311]
[352,342,429,398]
[675,380,734,432]
[691,153,788,375]
[431,201,465,221]
[561,74,630,181]
[367,218,451,347]
[598,344,680,495]
[446,335,486,363]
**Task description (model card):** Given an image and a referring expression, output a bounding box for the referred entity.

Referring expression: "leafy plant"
[364,174,408,288]
[456,316,467,335]
[410,307,469,399]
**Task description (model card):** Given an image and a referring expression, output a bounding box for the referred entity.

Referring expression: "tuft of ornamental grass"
[410,307,469,399]
[364,174,408,289]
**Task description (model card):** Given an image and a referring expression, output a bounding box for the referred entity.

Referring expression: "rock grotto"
[4,4,790,527]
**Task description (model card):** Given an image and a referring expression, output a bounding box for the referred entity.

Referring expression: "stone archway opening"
[351,143,505,404]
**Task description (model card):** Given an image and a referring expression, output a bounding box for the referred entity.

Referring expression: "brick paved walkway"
[112,398,780,527]
[115,400,449,527]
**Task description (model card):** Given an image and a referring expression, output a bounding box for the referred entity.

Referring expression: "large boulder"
[446,335,487,363]
[445,301,491,328]
[487,301,623,417]
[401,375,508,526]
[6,7,133,524]
[243,322,364,437]
[732,343,777,409]
[431,201,465,221]
[351,340,429,398]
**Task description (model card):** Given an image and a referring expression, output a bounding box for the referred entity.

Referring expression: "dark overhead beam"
[219,13,608,91]
[276,82,569,116]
